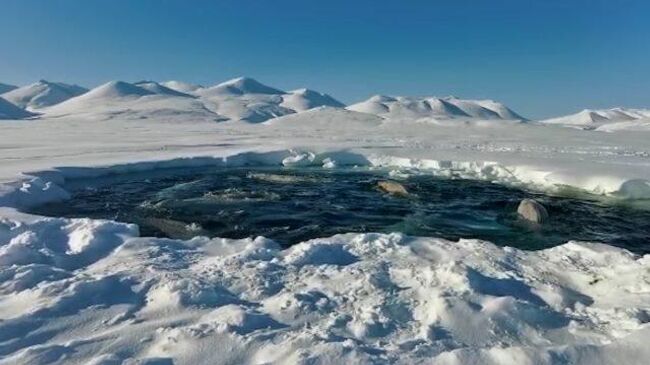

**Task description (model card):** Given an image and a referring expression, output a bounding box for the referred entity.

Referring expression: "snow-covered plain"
[1,77,650,364]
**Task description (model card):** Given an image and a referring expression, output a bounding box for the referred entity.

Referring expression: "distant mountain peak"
[348,95,525,121]
[210,77,285,95]
[281,88,345,111]
[542,107,650,127]
[1,80,88,109]
[92,81,154,97]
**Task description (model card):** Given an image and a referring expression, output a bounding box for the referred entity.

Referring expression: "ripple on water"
[26,167,650,253]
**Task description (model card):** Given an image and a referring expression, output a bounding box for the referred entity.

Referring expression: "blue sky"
[0,0,648,118]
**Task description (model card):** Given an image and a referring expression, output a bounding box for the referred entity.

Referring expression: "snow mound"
[0,208,648,364]
[596,119,650,132]
[472,98,526,120]
[348,95,525,121]
[200,95,294,123]
[77,80,154,99]
[0,80,87,110]
[0,97,35,120]
[281,88,345,111]
[204,76,285,96]
[43,81,219,121]
[0,83,17,94]
[542,108,650,131]
[38,78,347,122]
[197,78,345,123]
[265,106,383,129]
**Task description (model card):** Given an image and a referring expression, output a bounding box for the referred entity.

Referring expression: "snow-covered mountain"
[1,80,87,110]
[37,77,346,122]
[196,77,345,123]
[44,81,154,113]
[9,77,649,130]
[202,76,285,96]
[281,88,345,111]
[0,97,35,119]
[541,108,650,129]
[347,95,526,121]
[0,82,17,94]
[44,80,217,121]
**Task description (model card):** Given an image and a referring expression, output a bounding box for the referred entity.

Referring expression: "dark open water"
[28,167,650,253]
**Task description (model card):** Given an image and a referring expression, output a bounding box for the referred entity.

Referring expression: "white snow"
[196,77,345,123]
[207,76,286,95]
[281,88,345,111]
[1,77,650,364]
[0,80,87,110]
[541,108,650,131]
[43,80,218,121]
[0,208,648,364]
[347,95,525,121]
[24,77,346,123]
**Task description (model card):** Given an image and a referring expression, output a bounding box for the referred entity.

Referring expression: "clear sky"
[1,0,648,118]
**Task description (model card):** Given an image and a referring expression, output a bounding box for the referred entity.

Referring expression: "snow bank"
[368,155,650,199]
[0,150,373,209]
[0,208,648,364]
[1,145,649,213]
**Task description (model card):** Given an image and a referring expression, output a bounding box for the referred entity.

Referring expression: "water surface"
[29,167,650,253]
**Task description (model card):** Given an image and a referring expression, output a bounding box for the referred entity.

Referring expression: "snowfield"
[1,77,650,364]
[1,209,649,365]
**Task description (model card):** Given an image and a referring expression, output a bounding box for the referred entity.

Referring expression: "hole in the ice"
[25,166,650,253]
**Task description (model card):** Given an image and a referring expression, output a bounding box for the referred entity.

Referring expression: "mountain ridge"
[1,80,88,110]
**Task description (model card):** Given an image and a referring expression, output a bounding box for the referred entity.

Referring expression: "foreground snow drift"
[0,208,648,364]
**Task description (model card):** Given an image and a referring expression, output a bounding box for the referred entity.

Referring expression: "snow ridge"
[33,77,346,122]
[4,76,650,130]
[348,95,526,121]
[0,77,526,123]
[541,108,650,131]
[205,76,286,96]
[0,80,87,110]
